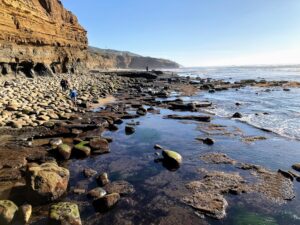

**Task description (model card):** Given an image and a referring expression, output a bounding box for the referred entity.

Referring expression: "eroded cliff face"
[87,47,180,70]
[0,0,179,76]
[0,0,88,76]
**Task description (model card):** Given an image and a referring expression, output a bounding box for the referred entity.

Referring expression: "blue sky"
[62,0,300,66]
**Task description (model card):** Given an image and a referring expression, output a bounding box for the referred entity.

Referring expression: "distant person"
[69,88,78,105]
[60,79,67,91]
[65,79,70,90]
[146,66,149,72]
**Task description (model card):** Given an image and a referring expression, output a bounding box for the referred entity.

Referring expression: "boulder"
[18,204,32,224]
[89,138,110,154]
[83,168,97,178]
[26,162,70,204]
[292,163,300,172]
[162,150,182,168]
[154,144,164,150]
[49,138,63,147]
[136,107,147,116]
[125,126,135,135]
[232,112,242,118]
[74,141,91,157]
[0,200,18,225]
[165,115,211,122]
[87,187,107,199]
[97,172,110,187]
[57,144,72,160]
[93,193,120,212]
[49,202,81,225]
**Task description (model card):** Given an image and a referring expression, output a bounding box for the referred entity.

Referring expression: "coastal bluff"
[0,0,179,77]
[0,0,88,75]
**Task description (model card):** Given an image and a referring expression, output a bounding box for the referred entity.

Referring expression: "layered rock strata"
[0,0,88,76]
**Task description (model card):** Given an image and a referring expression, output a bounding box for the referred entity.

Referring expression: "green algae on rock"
[162,150,182,166]
[49,202,81,225]
[74,141,91,157]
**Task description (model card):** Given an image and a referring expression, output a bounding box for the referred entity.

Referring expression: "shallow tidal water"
[58,105,300,225]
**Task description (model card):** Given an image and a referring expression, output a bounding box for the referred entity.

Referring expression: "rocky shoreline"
[0,71,299,225]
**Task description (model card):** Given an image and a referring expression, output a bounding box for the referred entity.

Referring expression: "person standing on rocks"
[70,88,78,105]
[60,79,67,91]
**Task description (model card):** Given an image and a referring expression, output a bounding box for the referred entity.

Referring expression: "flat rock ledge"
[183,154,295,219]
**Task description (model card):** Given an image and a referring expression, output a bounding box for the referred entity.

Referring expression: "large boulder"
[162,150,182,167]
[49,202,81,225]
[26,162,70,204]
[89,138,110,154]
[0,200,18,225]
[57,144,72,160]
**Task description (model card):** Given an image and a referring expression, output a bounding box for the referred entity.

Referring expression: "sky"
[61,0,300,67]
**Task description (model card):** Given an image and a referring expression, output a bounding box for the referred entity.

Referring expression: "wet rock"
[49,138,63,148]
[74,141,91,157]
[183,172,248,219]
[87,187,107,199]
[108,124,119,131]
[18,204,32,224]
[121,114,140,120]
[83,168,97,178]
[203,138,214,145]
[242,136,267,142]
[97,172,110,186]
[102,136,113,143]
[114,118,123,125]
[196,137,214,145]
[232,112,242,118]
[183,192,228,220]
[57,144,72,160]
[254,170,295,203]
[288,170,300,181]
[104,180,135,196]
[278,169,294,181]
[168,102,197,111]
[0,200,18,225]
[49,202,81,225]
[125,126,135,135]
[73,188,86,195]
[200,153,236,165]
[154,144,164,150]
[89,138,110,154]
[136,107,147,116]
[93,193,120,212]
[26,162,69,204]
[165,115,211,122]
[292,163,300,172]
[162,150,182,168]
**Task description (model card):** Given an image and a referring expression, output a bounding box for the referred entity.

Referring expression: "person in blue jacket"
[69,88,78,105]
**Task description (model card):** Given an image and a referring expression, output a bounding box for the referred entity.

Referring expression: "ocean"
[174,65,300,140]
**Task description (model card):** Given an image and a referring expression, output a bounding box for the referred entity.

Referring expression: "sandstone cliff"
[0,0,179,77]
[87,47,180,70]
[0,0,88,76]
